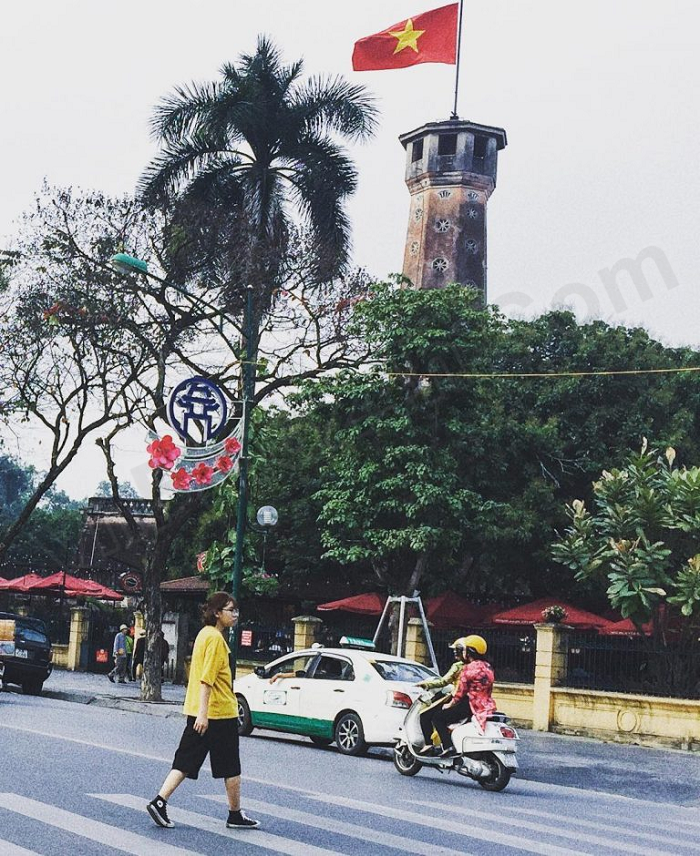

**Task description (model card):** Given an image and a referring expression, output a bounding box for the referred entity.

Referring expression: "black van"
[0,612,53,695]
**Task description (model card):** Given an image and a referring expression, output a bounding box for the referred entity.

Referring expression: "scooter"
[393,688,519,791]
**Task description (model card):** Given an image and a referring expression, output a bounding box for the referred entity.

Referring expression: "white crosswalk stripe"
[410,797,686,856]
[0,793,203,856]
[411,796,700,851]
[93,793,342,855]
[302,790,588,856]
[202,793,470,856]
[0,843,41,855]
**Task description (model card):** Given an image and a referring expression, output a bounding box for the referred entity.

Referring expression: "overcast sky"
[2,1,699,498]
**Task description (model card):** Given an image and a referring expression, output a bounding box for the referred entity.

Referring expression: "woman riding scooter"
[431,634,496,758]
[415,638,467,755]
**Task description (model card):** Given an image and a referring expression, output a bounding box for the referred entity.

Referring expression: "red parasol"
[425,591,489,629]
[317,592,387,615]
[18,572,124,601]
[491,598,613,631]
[3,573,46,592]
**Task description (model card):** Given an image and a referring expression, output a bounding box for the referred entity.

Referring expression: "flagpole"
[451,0,465,119]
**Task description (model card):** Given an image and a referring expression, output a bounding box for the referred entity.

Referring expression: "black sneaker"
[147,796,174,828]
[439,747,458,758]
[107,674,115,683]
[226,810,259,829]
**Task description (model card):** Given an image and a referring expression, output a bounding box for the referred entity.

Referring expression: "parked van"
[0,612,53,695]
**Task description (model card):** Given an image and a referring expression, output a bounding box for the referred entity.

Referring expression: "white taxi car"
[235,642,436,755]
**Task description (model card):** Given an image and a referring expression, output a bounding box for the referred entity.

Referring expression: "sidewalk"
[38,667,187,718]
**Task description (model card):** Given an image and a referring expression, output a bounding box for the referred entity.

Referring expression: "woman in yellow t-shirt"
[147,592,259,831]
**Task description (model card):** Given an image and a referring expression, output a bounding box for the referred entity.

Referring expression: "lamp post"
[109,254,260,675]
[255,505,279,573]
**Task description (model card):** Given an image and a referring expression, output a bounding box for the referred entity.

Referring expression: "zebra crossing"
[0,776,698,856]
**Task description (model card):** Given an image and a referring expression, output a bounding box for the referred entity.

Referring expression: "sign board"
[240,630,253,647]
[96,648,109,664]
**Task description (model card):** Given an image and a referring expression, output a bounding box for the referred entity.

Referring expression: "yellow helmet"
[462,634,488,656]
[448,637,467,650]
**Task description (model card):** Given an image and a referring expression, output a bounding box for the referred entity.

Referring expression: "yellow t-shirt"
[183,625,238,719]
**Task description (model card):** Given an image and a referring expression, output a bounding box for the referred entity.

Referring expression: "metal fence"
[431,627,536,682]
[562,633,700,699]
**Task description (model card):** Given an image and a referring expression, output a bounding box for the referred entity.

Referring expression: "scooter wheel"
[393,744,422,777]
[478,753,512,792]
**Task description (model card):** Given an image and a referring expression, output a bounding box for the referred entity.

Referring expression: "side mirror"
[254,666,266,678]
[295,670,306,678]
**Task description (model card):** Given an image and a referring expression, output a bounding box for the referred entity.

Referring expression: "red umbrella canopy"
[425,591,486,629]
[317,592,386,615]
[3,573,46,592]
[30,572,123,601]
[0,577,9,589]
[491,598,612,631]
[599,617,652,636]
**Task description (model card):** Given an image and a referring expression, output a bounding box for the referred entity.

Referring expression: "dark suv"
[0,612,53,695]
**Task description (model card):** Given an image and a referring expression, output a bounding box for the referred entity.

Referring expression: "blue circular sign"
[167,377,228,443]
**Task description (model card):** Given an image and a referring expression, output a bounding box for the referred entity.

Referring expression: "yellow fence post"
[291,616,323,650]
[532,622,570,731]
[66,606,89,671]
[405,617,431,665]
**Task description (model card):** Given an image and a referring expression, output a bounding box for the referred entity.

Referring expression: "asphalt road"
[1,685,699,855]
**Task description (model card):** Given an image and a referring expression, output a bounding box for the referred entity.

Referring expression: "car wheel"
[334,712,367,756]
[309,736,332,748]
[236,694,254,736]
[22,679,44,696]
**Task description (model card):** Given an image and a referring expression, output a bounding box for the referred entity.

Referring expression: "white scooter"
[393,688,519,791]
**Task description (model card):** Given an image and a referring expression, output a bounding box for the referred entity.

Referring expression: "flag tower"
[399,119,507,300]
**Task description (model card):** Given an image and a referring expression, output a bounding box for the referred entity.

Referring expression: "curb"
[42,689,184,718]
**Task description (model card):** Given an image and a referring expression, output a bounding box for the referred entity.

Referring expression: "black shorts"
[172,716,241,780]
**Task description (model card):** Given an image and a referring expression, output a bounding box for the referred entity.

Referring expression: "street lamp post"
[109,255,261,676]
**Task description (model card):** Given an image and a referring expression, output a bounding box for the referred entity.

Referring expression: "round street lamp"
[256,505,279,528]
[255,505,278,575]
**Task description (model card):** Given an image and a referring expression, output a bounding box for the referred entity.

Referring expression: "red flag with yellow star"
[352,4,458,71]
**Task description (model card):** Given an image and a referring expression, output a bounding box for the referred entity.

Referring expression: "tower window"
[437,189,452,199]
[432,258,448,273]
[435,218,450,233]
[438,134,457,156]
[473,135,489,159]
[411,140,424,162]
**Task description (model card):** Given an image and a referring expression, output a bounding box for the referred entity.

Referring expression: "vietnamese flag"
[352,4,458,72]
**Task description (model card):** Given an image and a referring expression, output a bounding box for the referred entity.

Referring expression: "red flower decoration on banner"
[215,455,234,474]
[170,467,192,490]
[224,436,242,455]
[191,463,214,486]
[147,435,181,470]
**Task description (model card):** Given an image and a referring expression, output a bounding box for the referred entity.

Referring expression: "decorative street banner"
[145,377,242,493]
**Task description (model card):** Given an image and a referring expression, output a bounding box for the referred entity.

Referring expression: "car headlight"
[385,690,413,709]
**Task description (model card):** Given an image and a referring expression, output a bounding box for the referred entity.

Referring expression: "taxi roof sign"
[339,635,375,650]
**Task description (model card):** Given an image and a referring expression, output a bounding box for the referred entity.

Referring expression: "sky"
[2,0,700,498]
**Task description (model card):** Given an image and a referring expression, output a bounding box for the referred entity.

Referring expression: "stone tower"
[400,119,507,301]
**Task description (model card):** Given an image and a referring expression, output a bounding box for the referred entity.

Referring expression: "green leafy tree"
[552,441,700,694]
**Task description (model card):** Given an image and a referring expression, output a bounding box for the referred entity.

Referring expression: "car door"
[253,653,318,732]
[298,654,357,739]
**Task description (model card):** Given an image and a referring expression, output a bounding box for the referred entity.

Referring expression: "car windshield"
[16,619,49,645]
[370,660,436,682]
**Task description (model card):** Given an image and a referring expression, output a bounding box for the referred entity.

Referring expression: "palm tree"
[139,36,378,303]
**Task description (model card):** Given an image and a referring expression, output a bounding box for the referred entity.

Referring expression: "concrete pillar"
[405,617,431,665]
[532,622,570,731]
[66,607,89,672]
[133,610,145,636]
[292,616,322,651]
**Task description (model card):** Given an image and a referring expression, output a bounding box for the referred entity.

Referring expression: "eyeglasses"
[221,607,239,615]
